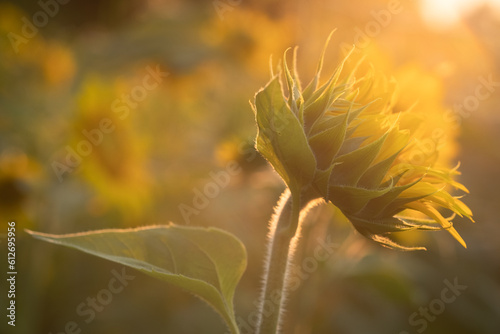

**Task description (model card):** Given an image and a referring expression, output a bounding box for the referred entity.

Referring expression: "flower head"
[251,34,473,250]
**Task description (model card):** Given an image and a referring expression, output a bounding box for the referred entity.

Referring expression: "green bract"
[253,76,317,194]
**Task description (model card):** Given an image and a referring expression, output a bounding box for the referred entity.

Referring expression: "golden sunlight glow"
[420,0,500,29]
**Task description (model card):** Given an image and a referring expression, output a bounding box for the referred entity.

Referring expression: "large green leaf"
[26,225,247,334]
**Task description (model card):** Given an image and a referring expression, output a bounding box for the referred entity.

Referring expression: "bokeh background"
[1,0,499,333]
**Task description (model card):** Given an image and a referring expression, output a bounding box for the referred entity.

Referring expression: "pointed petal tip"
[449,226,467,248]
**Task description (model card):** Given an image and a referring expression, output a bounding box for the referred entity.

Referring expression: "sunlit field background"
[1,0,499,333]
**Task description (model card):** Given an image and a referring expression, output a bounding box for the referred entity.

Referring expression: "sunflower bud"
[251,34,474,250]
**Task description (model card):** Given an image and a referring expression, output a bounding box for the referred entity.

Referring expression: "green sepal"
[328,181,393,214]
[345,217,427,251]
[308,121,346,170]
[303,84,344,133]
[349,215,442,234]
[253,76,317,190]
[309,103,365,136]
[302,30,336,101]
[357,148,405,189]
[313,163,337,199]
[360,178,422,217]
[330,132,388,186]
[283,48,302,117]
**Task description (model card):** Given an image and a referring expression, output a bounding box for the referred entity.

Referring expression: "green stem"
[256,189,302,334]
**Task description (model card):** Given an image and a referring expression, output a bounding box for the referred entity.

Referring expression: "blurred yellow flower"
[0,3,45,63]
[70,76,152,223]
[203,8,294,77]
[41,41,76,86]
[252,35,473,250]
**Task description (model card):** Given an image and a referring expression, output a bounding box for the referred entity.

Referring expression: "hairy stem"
[256,190,303,334]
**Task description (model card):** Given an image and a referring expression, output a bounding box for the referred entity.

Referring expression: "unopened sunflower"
[251,35,473,250]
